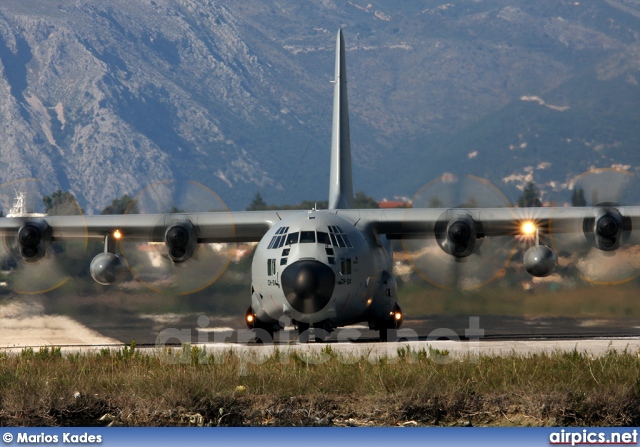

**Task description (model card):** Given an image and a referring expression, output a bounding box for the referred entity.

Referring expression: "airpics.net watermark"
[153,315,485,366]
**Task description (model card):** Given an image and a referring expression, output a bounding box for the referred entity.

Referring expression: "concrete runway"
[2,297,640,357]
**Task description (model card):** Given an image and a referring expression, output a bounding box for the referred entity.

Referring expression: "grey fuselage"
[250,210,397,329]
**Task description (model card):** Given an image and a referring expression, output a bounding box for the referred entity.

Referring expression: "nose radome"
[281,260,335,314]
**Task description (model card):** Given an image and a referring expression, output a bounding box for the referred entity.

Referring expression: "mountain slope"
[0,0,639,212]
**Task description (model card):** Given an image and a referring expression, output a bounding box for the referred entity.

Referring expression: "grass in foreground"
[1,343,640,427]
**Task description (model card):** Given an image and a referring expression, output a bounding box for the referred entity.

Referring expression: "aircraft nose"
[281,260,335,314]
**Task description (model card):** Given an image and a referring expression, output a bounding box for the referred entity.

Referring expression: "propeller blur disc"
[120,180,233,295]
[0,178,87,294]
[550,168,640,285]
[402,174,516,290]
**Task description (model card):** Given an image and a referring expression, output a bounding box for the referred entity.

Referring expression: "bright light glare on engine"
[521,221,537,236]
[113,229,122,240]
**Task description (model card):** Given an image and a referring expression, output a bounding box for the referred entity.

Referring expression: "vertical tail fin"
[328,29,354,210]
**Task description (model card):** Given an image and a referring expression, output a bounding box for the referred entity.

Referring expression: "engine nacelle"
[17,220,52,262]
[90,252,128,285]
[165,219,197,262]
[593,208,624,251]
[523,245,557,277]
[443,215,477,258]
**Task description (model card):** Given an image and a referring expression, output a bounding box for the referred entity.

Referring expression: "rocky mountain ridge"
[0,0,639,213]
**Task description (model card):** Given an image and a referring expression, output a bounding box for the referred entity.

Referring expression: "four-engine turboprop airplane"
[1,30,639,341]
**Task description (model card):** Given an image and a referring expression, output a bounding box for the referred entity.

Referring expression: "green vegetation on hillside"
[246,191,379,211]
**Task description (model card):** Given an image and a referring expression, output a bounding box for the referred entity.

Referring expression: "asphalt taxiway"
[2,299,640,357]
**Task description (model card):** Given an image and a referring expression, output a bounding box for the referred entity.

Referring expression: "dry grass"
[1,344,640,426]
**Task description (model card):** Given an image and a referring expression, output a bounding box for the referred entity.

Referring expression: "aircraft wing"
[335,205,640,250]
[0,210,298,243]
[333,205,640,286]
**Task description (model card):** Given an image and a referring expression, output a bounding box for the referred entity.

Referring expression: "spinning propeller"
[119,180,234,295]
[0,178,88,294]
[402,174,517,290]
[549,168,640,285]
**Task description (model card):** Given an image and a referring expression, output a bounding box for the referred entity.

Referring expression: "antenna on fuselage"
[328,29,354,210]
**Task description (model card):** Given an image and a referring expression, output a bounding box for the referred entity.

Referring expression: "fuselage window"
[280,258,288,266]
[329,233,338,247]
[300,231,316,243]
[317,231,331,245]
[335,234,346,248]
[268,236,278,249]
[277,235,286,248]
[342,235,353,247]
[286,232,299,245]
[346,258,352,274]
[282,248,290,256]
[325,247,334,256]
[328,257,335,265]
[267,258,276,276]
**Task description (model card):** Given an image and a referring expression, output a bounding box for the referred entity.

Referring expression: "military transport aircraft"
[1,30,639,341]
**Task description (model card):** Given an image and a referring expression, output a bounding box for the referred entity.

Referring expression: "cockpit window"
[300,231,316,243]
[317,231,331,245]
[286,232,299,245]
[327,225,352,248]
[269,227,290,249]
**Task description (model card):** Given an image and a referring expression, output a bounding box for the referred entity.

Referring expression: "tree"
[353,191,378,209]
[246,191,378,211]
[570,188,587,207]
[101,194,139,214]
[517,182,542,207]
[246,192,269,211]
[428,196,443,208]
[42,190,83,215]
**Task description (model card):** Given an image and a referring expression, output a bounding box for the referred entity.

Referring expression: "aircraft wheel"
[246,306,276,342]
[297,322,310,343]
[379,328,398,342]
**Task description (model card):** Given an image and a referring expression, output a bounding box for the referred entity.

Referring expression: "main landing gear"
[377,303,404,342]
[245,306,277,343]
[245,307,333,343]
